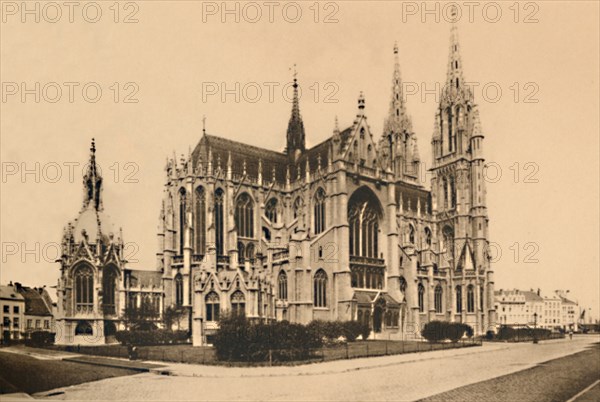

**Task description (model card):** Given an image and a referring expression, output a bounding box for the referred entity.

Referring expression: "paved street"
[20,335,597,401]
[0,350,140,395]
[421,342,599,401]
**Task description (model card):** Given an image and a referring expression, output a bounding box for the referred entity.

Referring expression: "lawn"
[0,350,140,395]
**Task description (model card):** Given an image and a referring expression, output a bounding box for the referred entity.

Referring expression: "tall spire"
[443,8,472,104]
[82,138,103,211]
[286,64,305,157]
[383,41,412,135]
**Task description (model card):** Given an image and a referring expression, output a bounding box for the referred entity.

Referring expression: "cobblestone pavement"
[35,335,599,401]
[420,343,600,402]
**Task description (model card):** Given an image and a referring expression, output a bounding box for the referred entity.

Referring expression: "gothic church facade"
[55,26,496,346]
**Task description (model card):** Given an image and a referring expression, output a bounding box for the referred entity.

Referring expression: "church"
[55,25,496,346]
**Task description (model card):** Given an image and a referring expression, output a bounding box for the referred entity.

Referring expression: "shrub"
[214,313,323,362]
[341,321,363,342]
[115,329,189,346]
[422,321,472,343]
[422,321,446,342]
[496,326,551,341]
[25,331,55,347]
[359,323,371,341]
[485,330,495,340]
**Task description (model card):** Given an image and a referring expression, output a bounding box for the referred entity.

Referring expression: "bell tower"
[430,19,495,333]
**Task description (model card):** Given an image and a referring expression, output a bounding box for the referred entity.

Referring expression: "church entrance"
[373,299,385,333]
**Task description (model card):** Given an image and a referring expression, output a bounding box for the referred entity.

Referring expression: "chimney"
[537,288,540,296]
[15,282,22,291]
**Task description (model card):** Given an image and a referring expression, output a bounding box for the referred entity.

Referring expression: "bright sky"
[1,1,598,319]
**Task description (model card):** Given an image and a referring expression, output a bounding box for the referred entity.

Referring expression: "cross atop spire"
[83,138,103,211]
[286,64,305,158]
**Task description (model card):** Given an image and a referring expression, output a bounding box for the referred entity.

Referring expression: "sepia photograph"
[1,1,599,400]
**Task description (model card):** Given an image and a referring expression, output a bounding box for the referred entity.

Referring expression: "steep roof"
[193,134,289,182]
[191,128,354,185]
[558,296,577,305]
[17,287,53,316]
[125,269,163,288]
[522,291,544,302]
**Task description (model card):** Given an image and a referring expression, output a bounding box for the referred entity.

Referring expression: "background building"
[14,283,54,336]
[0,283,25,342]
[495,289,543,328]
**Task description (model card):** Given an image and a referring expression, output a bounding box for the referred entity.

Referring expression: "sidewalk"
[145,342,508,378]
[35,336,600,401]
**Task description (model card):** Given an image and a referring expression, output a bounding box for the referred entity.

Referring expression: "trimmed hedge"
[115,330,189,346]
[306,320,370,343]
[25,331,55,347]
[495,326,552,341]
[213,315,370,362]
[422,321,473,343]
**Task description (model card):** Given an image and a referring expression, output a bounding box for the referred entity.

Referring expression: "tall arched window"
[278,271,288,300]
[424,227,432,248]
[102,266,118,314]
[443,226,454,257]
[480,286,484,311]
[214,189,224,255]
[408,224,415,245]
[237,242,245,264]
[456,285,463,313]
[231,291,245,315]
[313,269,328,307]
[265,198,278,223]
[205,292,220,321]
[194,186,206,254]
[348,188,382,258]
[418,284,425,313]
[314,188,326,235]
[434,285,443,313]
[235,193,254,238]
[74,265,94,313]
[175,274,183,306]
[450,175,456,209]
[447,107,454,153]
[245,243,255,262]
[179,188,187,255]
[467,285,475,313]
[442,177,449,209]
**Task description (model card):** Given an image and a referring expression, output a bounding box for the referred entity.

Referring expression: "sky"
[1,1,599,320]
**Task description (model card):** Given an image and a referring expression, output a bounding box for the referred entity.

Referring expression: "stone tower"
[430,23,495,333]
[55,139,126,345]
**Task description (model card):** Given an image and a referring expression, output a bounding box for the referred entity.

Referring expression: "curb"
[62,357,160,372]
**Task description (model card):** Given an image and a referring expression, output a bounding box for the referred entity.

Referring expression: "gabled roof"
[0,285,24,301]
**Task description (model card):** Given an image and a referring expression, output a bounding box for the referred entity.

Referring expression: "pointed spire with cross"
[286,63,306,157]
[82,138,103,211]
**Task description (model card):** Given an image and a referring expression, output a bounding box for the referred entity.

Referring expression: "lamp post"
[533,312,538,344]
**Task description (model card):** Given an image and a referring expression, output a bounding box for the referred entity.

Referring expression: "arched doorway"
[373,298,386,333]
